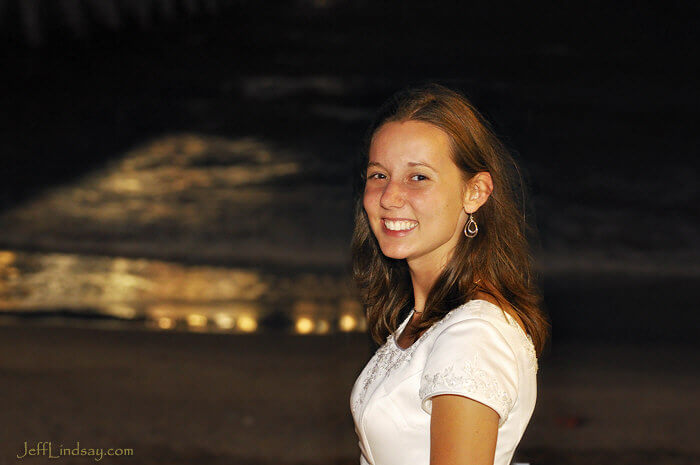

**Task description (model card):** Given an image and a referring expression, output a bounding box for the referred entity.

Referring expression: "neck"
[405,233,461,313]
[408,260,444,314]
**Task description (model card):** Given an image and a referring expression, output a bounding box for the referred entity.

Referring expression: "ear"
[462,172,493,214]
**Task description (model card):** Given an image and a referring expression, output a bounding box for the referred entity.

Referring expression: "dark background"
[0,1,699,464]
[2,0,699,341]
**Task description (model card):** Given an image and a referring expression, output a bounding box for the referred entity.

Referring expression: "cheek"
[414,190,459,226]
[363,189,377,214]
[406,188,438,213]
[364,182,384,203]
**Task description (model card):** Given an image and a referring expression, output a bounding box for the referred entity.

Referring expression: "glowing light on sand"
[295,317,314,334]
[237,314,257,333]
[0,250,17,265]
[339,314,357,332]
[109,176,143,193]
[157,317,174,329]
[107,304,137,319]
[316,319,330,334]
[186,313,207,328]
[213,313,235,329]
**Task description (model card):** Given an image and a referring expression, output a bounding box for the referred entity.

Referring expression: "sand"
[1,323,699,465]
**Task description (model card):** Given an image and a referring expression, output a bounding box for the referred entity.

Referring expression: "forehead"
[369,120,453,168]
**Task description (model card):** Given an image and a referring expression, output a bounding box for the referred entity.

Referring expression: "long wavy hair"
[351,83,549,355]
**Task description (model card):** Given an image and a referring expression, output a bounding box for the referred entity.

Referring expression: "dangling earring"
[464,213,478,238]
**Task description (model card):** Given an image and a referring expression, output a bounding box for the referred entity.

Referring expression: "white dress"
[350,299,538,465]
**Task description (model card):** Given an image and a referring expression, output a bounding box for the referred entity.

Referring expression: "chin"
[382,252,407,260]
[378,245,411,260]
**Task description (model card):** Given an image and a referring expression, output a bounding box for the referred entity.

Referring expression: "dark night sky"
[2,1,698,199]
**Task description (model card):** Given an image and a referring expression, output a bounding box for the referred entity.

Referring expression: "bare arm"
[429,394,499,465]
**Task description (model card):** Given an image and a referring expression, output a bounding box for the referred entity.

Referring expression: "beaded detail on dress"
[419,352,513,417]
[351,309,457,417]
[351,300,538,418]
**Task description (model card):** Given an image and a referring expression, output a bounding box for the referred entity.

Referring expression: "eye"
[367,172,386,180]
[411,174,428,181]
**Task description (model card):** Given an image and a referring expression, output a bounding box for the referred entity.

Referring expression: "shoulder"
[431,299,517,341]
[418,301,525,425]
[426,299,538,376]
[418,300,538,426]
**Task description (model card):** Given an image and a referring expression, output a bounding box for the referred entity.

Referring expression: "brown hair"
[351,83,549,355]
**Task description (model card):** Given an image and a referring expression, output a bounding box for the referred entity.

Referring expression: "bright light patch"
[339,314,357,332]
[214,313,235,329]
[157,317,174,329]
[187,313,207,327]
[295,317,314,334]
[237,314,258,333]
[108,304,136,319]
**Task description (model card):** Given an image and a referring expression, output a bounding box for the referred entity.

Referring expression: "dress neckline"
[390,299,532,352]
[391,308,417,352]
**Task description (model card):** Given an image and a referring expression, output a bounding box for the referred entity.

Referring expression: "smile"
[383,219,418,231]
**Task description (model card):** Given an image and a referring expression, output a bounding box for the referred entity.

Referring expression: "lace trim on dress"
[351,309,458,417]
[351,300,538,418]
[419,352,513,421]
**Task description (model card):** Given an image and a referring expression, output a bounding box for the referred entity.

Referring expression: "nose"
[380,179,405,209]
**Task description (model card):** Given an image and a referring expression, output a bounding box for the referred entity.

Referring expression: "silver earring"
[464,213,478,238]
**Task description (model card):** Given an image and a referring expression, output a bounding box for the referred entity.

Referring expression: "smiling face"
[363,120,470,273]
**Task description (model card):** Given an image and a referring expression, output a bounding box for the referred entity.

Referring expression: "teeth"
[384,220,418,231]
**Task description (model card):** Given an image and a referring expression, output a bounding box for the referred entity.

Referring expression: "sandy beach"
[2,322,699,465]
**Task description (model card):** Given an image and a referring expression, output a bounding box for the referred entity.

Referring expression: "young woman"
[349,84,549,465]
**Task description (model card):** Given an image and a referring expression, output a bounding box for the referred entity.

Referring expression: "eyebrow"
[367,161,437,171]
[407,161,436,171]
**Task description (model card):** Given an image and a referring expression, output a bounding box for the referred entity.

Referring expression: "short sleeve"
[419,318,518,427]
